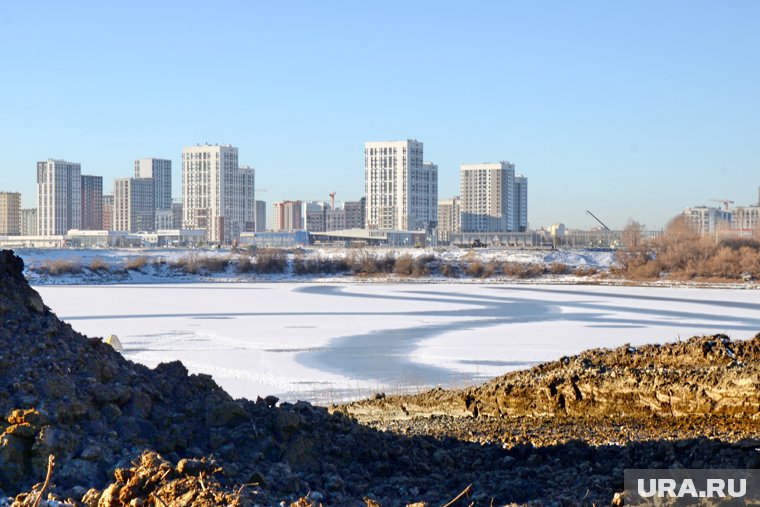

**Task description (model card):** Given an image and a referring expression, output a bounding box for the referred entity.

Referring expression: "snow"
[16,247,617,285]
[34,283,760,404]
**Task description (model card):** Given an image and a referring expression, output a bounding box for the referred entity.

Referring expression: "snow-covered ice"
[34,283,760,403]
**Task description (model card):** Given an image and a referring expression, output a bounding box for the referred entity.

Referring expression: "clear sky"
[1,1,758,230]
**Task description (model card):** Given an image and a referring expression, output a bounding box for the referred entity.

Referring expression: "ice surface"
[34,283,760,403]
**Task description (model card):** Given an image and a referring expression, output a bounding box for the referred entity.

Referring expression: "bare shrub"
[89,257,111,272]
[412,254,435,277]
[172,255,229,274]
[574,265,598,277]
[440,263,459,278]
[124,256,150,271]
[235,255,255,274]
[502,261,524,277]
[548,262,569,275]
[35,259,83,276]
[349,251,395,275]
[466,260,496,278]
[255,249,287,274]
[393,255,414,276]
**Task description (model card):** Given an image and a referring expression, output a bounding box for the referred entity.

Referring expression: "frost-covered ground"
[17,247,616,285]
[35,283,760,404]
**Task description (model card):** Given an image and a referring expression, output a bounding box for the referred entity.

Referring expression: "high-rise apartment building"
[182,144,255,243]
[273,201,303,231]
[255,200,266,232]
[80,175,103,230]
[102,195,114,230]
[135,158,172,211]
[0,192,21,235]
[20,208,37,236]
[514,174,528,232]
[113,178,155,233]
[437,196,461,243]
[37,159,82,236]
[364,140,437,230]
[460,161,515,233]
[344,198,366,229]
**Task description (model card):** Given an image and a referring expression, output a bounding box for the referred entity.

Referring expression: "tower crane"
[709,199,734,211]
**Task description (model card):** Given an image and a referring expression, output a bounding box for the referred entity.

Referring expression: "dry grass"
[34,259,83,276]
[503,261,545,278]
[124,256,150,271]
[465,260,496,278]
[573,265,599,277]
[172,255,230,274]
[548,262,569,275]
[88,257,111,272]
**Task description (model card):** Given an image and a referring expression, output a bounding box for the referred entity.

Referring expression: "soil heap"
[1,250,759,506]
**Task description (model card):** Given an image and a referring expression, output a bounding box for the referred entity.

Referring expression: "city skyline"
[1,2,759,229]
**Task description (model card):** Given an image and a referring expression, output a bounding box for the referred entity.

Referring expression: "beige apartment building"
[437,196,461,243]
[0,192,21,235]
[460,161,515,233]
[182,144,255,244]
[37,159,82,236]
[364,140,437,230]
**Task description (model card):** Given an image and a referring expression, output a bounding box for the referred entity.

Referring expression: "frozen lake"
[34,283,760,403]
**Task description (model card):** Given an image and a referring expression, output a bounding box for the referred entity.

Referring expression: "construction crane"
[586,210,612,232]
[709,199,734,211]
[329,192,336,210]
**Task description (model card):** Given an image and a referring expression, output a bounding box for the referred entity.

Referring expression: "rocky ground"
[0,249,759,506]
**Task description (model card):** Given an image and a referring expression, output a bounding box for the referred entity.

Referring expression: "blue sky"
[1,1,758,229]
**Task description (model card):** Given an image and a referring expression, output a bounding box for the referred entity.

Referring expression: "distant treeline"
[27,250,600,279]
[616,216,760,281]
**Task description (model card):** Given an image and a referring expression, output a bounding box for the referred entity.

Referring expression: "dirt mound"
[1,249,759,506]
[340,333,760,421]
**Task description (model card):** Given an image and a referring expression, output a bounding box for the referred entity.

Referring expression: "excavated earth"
[0,249,759,507]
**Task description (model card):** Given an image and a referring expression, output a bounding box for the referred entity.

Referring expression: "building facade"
[0,192,21,235]
[20,208,37,236]
[683,206,732,236]
[344,198,365,229]
[171,200,183,229]
[182,144,255,244]
[37,159,82,236]
[255,200,266,232]
[364,140,437,231]
[304,201,329,232]
[513,174,528,232]
[273,200,303,231]
[80,175,103,230]
[731,206,760,233]
[135,158,172,211]
[113,178,156,233]
[460,161,515,233]
[437,196,461,244]
[102,195,114,230]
